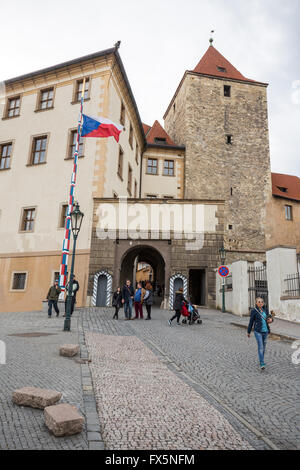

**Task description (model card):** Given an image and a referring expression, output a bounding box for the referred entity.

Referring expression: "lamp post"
[219,244,226,313]
[63,202,84,332]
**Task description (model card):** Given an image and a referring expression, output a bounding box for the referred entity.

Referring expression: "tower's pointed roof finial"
[209,30,214,46]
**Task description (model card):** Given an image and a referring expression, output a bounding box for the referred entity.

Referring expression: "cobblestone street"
[0,307,299,450]
[82,307,299,451]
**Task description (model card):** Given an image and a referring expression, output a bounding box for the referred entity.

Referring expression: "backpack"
[143,290,150,301]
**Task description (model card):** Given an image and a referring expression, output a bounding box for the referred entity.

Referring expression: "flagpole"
[59,78,86,292]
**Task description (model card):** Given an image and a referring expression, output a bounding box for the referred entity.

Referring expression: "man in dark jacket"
[46,281,61,317]
[122,280,134,320]
[64,275,80,316]
[168,287,186,326]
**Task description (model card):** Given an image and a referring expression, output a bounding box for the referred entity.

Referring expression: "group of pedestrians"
[112,279,154,321]
[46,276,79,318]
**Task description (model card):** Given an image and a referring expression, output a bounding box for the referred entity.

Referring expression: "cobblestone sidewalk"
[85,332,253,450]
[0,311,88,450]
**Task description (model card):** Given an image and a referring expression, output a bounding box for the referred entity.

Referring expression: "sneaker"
[260,364,265,370]
[176,323,181,326]
[168,320,172,326]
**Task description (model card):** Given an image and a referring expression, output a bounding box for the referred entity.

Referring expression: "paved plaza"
[0,306,299,450]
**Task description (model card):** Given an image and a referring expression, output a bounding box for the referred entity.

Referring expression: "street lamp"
[219,244,226,313]
[64,202,84,331]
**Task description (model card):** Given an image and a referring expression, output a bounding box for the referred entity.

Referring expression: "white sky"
[1,0,299,176]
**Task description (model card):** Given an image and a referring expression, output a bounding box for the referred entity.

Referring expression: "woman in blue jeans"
[247,297,273,370]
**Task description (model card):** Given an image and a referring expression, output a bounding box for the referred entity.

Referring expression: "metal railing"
[248,265,268,310]
[283,273,300,297]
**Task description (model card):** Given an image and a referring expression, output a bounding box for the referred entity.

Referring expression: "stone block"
[59,344,79,357]
[44,403,84,437]
[12,387,62,409]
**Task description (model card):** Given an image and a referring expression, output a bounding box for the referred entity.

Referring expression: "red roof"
[191,46,260,84]
[145,120,175,146]
[143,123,151,136]
[272,173,300,202]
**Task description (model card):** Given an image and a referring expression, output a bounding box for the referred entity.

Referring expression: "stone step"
[12,387,62,409]
[44,403,84,436]
[59,344,79,357]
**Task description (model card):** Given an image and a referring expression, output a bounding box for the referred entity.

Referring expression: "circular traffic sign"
[218,265,229,277]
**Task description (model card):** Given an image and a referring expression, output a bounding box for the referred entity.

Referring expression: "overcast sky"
[1,0,299,176]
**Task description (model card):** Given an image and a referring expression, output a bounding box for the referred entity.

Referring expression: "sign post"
[218,265,229,313]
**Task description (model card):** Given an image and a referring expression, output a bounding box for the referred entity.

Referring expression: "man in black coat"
[122,279,134,320]
[64,275,80,316]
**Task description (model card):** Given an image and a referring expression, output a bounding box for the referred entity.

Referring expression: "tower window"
[285,205,293,221]
[224,85,231,97]
[230,187,233,196]
[226,135,232,144]
[218,66,227,73]
[228,225,233,230]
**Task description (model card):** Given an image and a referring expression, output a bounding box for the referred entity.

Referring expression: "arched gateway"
[118,244,166,306]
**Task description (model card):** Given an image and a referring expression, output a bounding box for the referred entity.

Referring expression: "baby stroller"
[181,301,202,325]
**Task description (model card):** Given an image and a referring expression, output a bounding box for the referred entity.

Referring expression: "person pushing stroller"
[168,287,186,326]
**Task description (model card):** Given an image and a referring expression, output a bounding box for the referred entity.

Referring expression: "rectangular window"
[147,158,158,175]
[224,85,231,97]
[60,204,68,228]
[6,96,20,117]
[118,147,123,179]
[120,102,125,126]
[69,130,83,158]
[129,124,133,148]
[31,136,47,165]
[226,135,232,144]
[12,272,27,290]
[21,208,36,232]
[53,271,60,283]
[163,160,174,176]
[39,88,54,109]
[75,78,89,102]
[127,164,132,195]
[285,205,293,221]
[0,142,12,170]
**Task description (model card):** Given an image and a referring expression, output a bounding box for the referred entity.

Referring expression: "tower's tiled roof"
[272,173,300,202]
[191,45,261,84]
[144,120,176,146]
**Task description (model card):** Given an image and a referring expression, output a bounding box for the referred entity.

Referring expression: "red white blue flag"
[81,114,123,142]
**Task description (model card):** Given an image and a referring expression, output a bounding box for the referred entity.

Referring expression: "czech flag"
[81,114,123,142]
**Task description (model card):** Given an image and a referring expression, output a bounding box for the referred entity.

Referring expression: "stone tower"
[164,43,272,262]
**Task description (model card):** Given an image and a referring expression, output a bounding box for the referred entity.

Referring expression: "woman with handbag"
[247,297,274,370]
[112,287,122,319]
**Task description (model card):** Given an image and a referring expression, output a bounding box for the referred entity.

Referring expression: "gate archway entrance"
[119,245,165,305]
